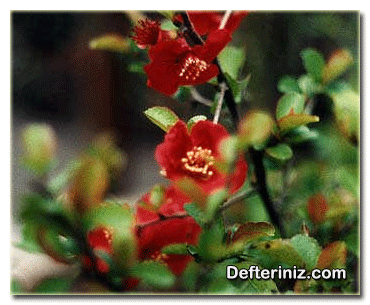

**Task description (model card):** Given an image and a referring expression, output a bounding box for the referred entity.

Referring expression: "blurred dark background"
[11,11,359,219]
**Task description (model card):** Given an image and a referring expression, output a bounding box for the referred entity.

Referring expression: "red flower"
[136,185,201,275]
[131,18,171,49]
[84,226,113,274]
[155,120,248,194]
[144,29,231,96]
[186,11,248,36]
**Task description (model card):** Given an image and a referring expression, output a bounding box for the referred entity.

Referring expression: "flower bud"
[21,124,57,176]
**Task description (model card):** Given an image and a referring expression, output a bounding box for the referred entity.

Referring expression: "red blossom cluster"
[84,12,248,290]
[84,118,248,289]
[131,11,247,95]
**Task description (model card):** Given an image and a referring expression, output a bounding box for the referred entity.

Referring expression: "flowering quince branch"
[249,148,286,238]
[213,82,227,124]
[190,87,213,107]
[180,11,239,127]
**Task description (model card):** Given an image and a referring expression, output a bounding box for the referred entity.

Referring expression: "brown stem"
[249,147,286,238]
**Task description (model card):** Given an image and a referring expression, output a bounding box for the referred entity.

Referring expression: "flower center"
[181,146,215,179]
[178,55,210,81]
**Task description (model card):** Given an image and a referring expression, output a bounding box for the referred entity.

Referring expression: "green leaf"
[327,83,359,141]
[301,48,325,83]
[89,34,130,53]
[129,261,176,289]
[275,92,305,120]
[184,202,207,226]
[238,111,275,149]
[322,49,354,84]
[144,106,180,132]
[231,222,275,243]
[21,124,57,176]
[182,261,200,292]
[278,75,302,94]
[187,115,207,131]
[284,126,319,144]
[205,189,228,222]
[218,46,246,79]
[149,184,165,209]
[265,143,293,162]
[248,239,305,269]
[278,114,320,133]
[290,234,321,270]
[15,222,42,253]
[174,86,191,103]
[298,74,320,97]
[197,217,225,262]
[33,277,73,294]
[161,243,189,255]
[160,18,177,30]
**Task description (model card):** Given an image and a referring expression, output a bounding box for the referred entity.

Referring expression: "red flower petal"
[187,11,247,36]
[137,216,201,275]
[155,121,192,180]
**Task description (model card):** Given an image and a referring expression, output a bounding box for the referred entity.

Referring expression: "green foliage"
[290,234,321,270]
[218,46,246,80]
[33,277,74,294]
[161,243,189,255]
[238,111,275,149]
[278,114,319,134]
[187,115,207,131]
[89,34,131,53]
[275,92,305,120]
[278,75,301,94]
[265,143,293,162]
[129,261,176,290]
[144,106,180,132]
[21,124,56,176]
[300,48,325,83]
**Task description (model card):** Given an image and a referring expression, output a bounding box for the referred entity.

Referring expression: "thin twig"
[219,188,257,212]
[213,82,227,124]
[219,10,233,30]
[190,87,213,107]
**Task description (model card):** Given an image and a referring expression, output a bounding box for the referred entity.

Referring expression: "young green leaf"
[290,234,321,270]
[144,107,180,132]
[322,49,354,84]
[278,75,302,94]
[276,93,305,120]
[187,115,207,131]
[161,243,189,255]
[218,46,246,79]
[129,261,176,290]
[21,124,57,176]
[33,277,74,294]
[231,222,275,243]
[278,114,320,133]
[89,34,130,53]
[238,111,275,149]
[301,48,325,83]
[265,143,293,162]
